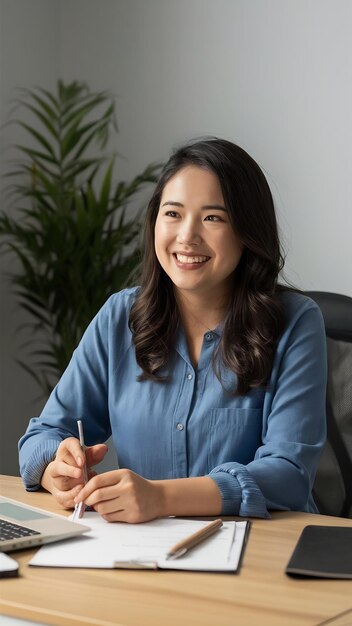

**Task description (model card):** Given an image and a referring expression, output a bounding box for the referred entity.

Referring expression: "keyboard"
[0,519,40,541]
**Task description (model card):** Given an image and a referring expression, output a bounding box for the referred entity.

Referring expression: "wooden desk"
[1,475,351,626]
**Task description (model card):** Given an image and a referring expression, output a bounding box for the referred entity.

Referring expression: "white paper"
[0,552,19,575]
[29,513,248,572]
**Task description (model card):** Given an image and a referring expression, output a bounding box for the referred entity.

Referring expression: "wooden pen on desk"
[165,519,223,560]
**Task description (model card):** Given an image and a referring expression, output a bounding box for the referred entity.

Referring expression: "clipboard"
[29,514,251,573]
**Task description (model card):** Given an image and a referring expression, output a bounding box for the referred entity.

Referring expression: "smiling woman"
[19,138,327,525]
[154,165,244,366]
[131,139,286,390]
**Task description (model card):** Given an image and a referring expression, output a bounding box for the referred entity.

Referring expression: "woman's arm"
[74,469,222,523]
[18,294,117,491]
[208,297,327,518]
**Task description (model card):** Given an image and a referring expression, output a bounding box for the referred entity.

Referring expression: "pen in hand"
[165,519,223,560]
[73,420,88,520]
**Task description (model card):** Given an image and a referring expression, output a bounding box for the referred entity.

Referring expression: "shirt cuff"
[20,439,60,491]
[209,462,271,518]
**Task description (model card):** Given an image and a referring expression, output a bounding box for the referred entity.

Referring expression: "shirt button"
[176,423,184,431]
[187,373,193,380]
[205,333,213,341]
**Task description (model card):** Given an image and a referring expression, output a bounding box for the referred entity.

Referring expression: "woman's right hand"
[40,437,108,509]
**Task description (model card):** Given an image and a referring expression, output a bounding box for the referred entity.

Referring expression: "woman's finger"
[51,459,83,480]
[53,474,82,492]
[58,437,85,467]
[85,444,108,466]
[55,484,84,509]
[76,470,121,502]
[83,484,120,508]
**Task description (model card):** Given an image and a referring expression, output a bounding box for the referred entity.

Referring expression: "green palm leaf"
[0,79,161,397]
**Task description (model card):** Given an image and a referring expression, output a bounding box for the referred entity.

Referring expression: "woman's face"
[154,165,244,301]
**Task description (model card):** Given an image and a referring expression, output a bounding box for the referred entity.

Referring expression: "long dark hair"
[129,138,287,394]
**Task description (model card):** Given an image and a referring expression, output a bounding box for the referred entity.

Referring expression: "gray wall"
[0,0,60,475]
[1,0,351,476]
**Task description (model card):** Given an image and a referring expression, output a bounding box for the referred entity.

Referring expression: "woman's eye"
[165,210,179,218]
[204,215,223,222]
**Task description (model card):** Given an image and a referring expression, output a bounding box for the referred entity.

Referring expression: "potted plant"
[0,80,160,396]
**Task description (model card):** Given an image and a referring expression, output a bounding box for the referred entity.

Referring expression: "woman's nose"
[176,219,201,246]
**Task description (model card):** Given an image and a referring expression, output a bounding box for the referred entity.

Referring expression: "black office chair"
[306,291,352,518]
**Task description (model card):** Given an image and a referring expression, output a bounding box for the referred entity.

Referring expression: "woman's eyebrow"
[161,201,183,207]
[161,200,227,212]
[202,204,228,213]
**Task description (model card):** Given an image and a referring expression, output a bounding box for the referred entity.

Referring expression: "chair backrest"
[306,291,352,518]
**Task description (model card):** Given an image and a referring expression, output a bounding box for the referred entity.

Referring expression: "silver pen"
[72,420,88,520]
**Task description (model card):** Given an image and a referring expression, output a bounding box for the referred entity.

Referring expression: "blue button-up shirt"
[18,288,327,518]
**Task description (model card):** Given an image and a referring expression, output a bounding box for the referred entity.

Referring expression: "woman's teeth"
[176,254,209,264]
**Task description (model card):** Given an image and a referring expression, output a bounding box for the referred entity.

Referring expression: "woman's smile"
[173,252,211,268]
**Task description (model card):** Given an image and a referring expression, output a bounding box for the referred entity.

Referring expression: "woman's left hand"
[74,469,163,523]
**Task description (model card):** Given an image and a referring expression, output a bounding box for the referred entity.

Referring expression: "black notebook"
[286,525,352,579]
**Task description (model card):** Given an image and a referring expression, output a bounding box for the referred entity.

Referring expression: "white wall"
[1,0,351,475]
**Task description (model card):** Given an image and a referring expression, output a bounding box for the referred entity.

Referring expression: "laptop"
[0,496,90,552]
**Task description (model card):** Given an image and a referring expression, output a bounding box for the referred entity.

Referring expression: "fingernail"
[76,457,82,466]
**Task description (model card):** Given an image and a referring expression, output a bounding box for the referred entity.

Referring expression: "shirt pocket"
[208,408,263,469]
